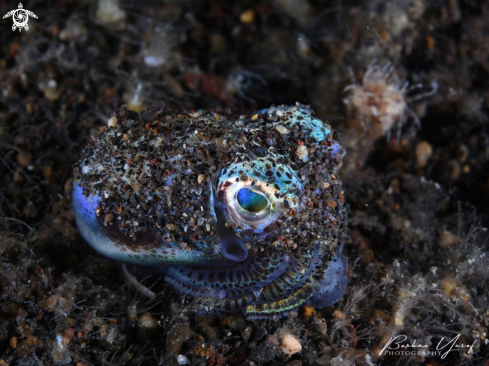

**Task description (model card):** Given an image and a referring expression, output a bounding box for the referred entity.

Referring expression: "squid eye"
[236,188,269,213]
[215,157,304,235]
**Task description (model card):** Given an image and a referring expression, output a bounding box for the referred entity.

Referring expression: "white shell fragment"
[107,116,117,128]
[296,145,309,160]
[281,334,302,356]
[177,354,190,365]
[276,125,290,134]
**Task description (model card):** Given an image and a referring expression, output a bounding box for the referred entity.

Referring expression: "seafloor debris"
[1,0,489,365]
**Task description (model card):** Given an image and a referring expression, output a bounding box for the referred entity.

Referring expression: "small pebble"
[107,117,117,128]
[254,327,267,342]
[104,214,114,224]
[249,339,277,364]
[167,324,193,354]
[334,309,346,319]
[42,165,54,182]
[17,151,33,167]
[446,160,461,181]
[227,314,247,330]
[456,144,469,163]
[242,325,253,342]
[193,343,215,357]
[23,201,37,218]
[276,125,290,134]
[280,334,302,356]
[96,0,126,24]
[239,9,255,24]
[196,323,222,340]
[326,199,337,209]
[138,313,157,329]
[439,229,458,249]
[177,355,190,365]
[414,141,432,168]
[296,145,308,160]
[301,305,315,317]
[312,317,327,334]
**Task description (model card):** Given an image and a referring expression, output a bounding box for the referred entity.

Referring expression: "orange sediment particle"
[426,35,435,51]
[301,304,315,317]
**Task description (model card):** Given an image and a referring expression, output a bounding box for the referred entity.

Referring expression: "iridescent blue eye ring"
[236,188,268,213]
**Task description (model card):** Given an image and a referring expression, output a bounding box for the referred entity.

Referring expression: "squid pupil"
[237,188,268,213]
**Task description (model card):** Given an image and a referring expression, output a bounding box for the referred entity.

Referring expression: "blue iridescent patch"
[237,188,268,212]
